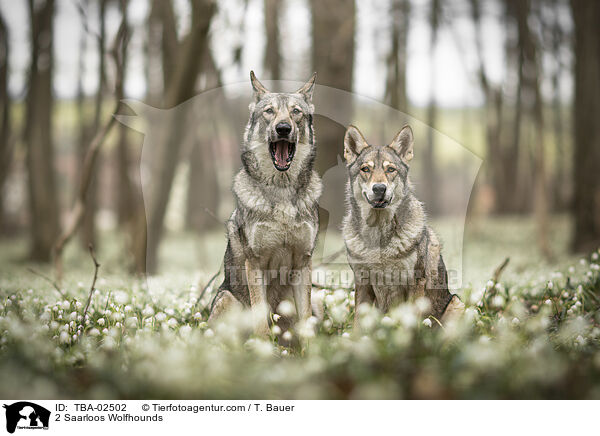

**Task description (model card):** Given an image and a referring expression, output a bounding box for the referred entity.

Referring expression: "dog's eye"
[387,167,396,173]
[361,166,370,173]
[292,108,301,115]
[264,108,274,115]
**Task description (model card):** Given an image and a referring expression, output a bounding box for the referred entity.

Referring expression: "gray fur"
[342,125,463,327]
[209,72,321,337]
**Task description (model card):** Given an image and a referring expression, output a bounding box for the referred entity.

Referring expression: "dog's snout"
[275,122,292,136]
[372,184,387,197]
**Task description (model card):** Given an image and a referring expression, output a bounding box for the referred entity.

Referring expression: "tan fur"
[342,125,463,329]
[208,72,321,338]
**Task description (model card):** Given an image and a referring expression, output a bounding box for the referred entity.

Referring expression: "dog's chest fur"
[343,196,426,311]
[233,168,321,267]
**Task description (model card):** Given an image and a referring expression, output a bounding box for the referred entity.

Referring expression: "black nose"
[276,122,292,136]
[372,184,387,197]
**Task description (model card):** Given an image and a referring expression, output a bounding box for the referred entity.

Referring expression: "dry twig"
[83,244,100,320]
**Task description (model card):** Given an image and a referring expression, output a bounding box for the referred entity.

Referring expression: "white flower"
[422,318,432,328]
[568,266,575,274]
[89,328,100,336]
[381,316,394,327]
[155,312,167,322]
[167,318,178,327]
[282,331,293,341]
[341,332,350,338]
[271,325,282,336]
[511,317,520,326]
[547,281,554,290]
[272,313,281,322]
[277,301,295,317]
[97,318,105,326]
[125,317,138,328]
[142,306,155,317]
[281,349,288,356]
[575,335,586,346]
[592,252,599,261]
[59,331,70,344]
[486,280,494,289]
[491,295,505,308]
[544,299,552,306]
[204,329,214,338]
[415,297,431,313]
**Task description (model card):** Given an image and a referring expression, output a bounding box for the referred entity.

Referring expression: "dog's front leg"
[291,261,312,322]
[245,258,270,337]
[353,282,375,333]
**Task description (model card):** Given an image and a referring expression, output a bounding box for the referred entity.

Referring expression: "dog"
[208,71,321,338]
[342,124,464,329]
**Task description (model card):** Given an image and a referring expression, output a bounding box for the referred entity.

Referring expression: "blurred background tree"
[0,0,598,276]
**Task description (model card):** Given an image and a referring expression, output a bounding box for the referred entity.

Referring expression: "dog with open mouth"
[342,124,464,329]
[209,71,322,339]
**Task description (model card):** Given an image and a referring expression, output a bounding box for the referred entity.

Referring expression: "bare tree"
[114,0,134,225]
[144,0,216,274]
[53,4,130,279]
[0,11,12,232]
[25,0,59,261]
[571,0,600,252]
[423,0,440,216]
[185,50,222,233]
[385,0,410,112]
[264,0,281,81]
[310,0,355,240]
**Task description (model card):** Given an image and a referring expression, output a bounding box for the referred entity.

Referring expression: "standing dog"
[209,72,321,337]
[342,125,464,328]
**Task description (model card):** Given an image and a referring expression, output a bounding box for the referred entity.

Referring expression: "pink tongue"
[275,141,289,166]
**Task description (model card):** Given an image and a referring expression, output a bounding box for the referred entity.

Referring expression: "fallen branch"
[83,244,100,320]
[492,257,510,283]
[26,267,67,300]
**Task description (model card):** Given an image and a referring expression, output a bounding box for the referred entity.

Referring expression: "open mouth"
[364,192,389,209]
[269,140,296,171]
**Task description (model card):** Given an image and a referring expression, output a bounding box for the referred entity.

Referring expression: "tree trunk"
[115,0,134,226]
[385,0,409,112]
[185,49,222,232]
[145,0,216,274]
[25,0,59,261]
[310,0,355,240]
[571,0,600,252]
[80,0,107,248]
[423,0,440,216]
[0,12,12,232]
[264,0,281,82]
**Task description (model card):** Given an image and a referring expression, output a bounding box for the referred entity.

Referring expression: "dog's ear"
[295,72,317,102]
[250,70,269,101]
[389,125,414,164]
[344,125,368,165]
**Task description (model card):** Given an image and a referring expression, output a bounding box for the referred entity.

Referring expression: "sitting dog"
[342,124,464,329]
[208,71,321,337]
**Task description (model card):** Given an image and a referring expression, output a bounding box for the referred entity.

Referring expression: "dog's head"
[343,124,414,210]
[245,71,316,173]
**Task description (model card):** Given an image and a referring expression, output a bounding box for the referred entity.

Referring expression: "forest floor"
[1,215,600,399]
